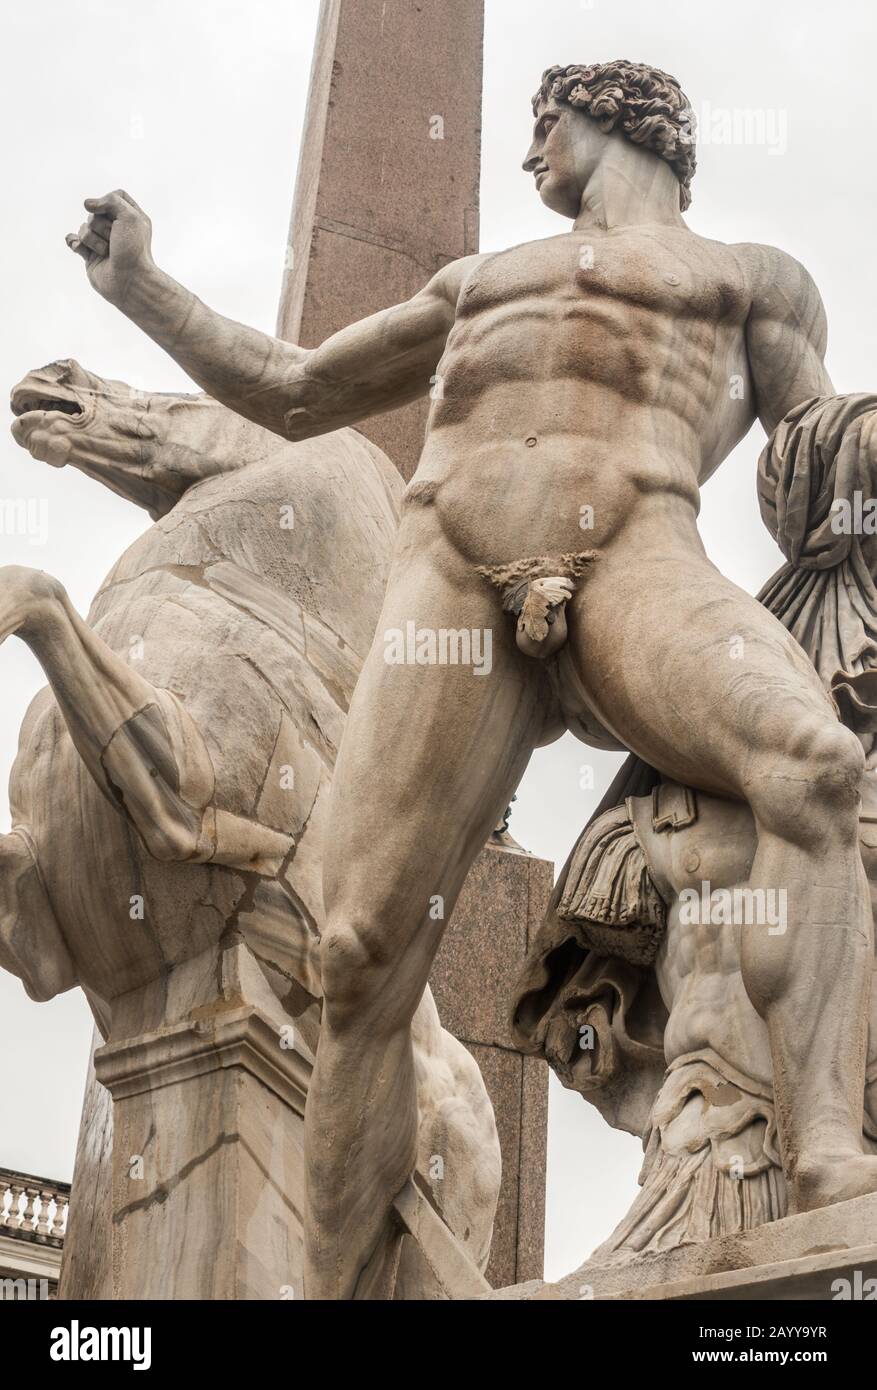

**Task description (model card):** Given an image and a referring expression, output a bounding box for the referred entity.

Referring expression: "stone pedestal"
[430,843,552,1288]
[489,1190,877,1301]
[57,1038,112,1301]
[61,842,552,1299]
[91,943,310,1301]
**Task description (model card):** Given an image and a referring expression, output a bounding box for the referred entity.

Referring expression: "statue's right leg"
[303,539,546,1300]
[567,550,877,1215]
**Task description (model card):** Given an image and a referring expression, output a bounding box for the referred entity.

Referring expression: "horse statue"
[5,358,501,1297]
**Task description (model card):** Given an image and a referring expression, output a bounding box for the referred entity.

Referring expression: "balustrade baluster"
[50,1190,68,1238]
[20,1185,39,1233]
[4,1182,24,1230]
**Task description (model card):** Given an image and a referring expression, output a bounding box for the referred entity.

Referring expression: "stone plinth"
[92,943,310,1301]
[62,841,553,1300]
[489,1190,877,1301]
[430,842,552,1288]
[277,0,484,478]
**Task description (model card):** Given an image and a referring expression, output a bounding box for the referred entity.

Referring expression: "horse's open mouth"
[11,391,83,418]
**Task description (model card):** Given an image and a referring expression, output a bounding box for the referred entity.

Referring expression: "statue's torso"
[408,228,756,570]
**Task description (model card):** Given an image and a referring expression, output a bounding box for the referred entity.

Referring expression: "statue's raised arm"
[67,190,475,440]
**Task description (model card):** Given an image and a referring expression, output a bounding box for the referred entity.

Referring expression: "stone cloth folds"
[555,803,666,968]
[590,1052,788,1261]
[758,393,877,753]
[591,1050,877,1261]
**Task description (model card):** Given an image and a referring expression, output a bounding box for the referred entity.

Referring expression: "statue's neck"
[573,151,685,232]
[155,393,266,459]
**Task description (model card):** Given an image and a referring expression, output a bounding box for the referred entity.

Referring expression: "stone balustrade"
[0,1168,69,1246]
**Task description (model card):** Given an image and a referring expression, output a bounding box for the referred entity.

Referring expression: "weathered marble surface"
[512,391,877,1260]
[57,1037,112,1301]
[276,0,547,1288]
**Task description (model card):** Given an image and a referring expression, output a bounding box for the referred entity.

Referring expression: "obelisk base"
[431,842,552,1287]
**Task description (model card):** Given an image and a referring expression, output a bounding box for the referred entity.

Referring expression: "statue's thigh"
[323,551,545,921]
[570,559,836,798]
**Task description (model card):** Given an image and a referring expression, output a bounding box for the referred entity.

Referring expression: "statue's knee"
[320,920,386,1030]
[748,720,864,845]
[794,722,864,833]
[0,565,66,626]
[811,723,865,802]
[319,909,419,1035]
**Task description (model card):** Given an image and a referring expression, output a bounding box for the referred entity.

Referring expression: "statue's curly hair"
[533,60,697,210]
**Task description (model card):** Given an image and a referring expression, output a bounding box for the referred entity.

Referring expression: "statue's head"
[524,60,696,217]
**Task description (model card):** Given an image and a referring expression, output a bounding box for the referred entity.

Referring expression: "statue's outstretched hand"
[66,190,154,307]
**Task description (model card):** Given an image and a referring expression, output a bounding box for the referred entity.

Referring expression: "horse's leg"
[409,986,501,1273]
[0,825,76,1001]
[0,565,292,874]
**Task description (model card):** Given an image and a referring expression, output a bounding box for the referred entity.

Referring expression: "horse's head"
[10,358,263,518]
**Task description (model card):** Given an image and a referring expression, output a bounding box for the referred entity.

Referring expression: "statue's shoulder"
[727,240,824,318]
[431,252,490,306]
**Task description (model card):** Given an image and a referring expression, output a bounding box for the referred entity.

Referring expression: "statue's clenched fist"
[66,190,154,307]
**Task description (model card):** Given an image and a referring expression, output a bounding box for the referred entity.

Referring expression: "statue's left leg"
[0,565,292,874]
[305,537,545,1299]
[567,549,877,1214]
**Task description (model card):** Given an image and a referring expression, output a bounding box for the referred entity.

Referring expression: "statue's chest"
[461,234,749,326]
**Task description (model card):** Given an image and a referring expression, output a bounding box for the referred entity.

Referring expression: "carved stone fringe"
[593,1144,788,1263]
[592,1054,787,1261]
[556,802,666,967]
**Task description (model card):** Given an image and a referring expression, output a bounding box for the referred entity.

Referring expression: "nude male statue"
[66,59,877,1298]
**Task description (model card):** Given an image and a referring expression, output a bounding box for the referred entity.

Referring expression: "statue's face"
[523,97,611,217]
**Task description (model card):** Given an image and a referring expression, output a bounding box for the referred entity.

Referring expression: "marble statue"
[5,358,501,1294]
[55,55,877,1298]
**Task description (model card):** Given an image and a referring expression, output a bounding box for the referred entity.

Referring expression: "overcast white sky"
[2,0,876,1285]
